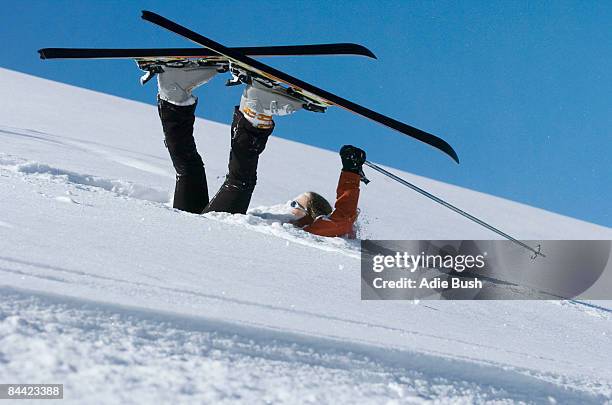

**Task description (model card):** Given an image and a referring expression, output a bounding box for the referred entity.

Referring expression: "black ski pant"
[158,97,273,215]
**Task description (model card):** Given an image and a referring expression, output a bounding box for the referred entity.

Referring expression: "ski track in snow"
[0,125,173,178]
[0,287,606,405]
[0,156,170,204]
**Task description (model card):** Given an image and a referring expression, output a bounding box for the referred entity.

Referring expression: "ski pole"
[363,160,545,258]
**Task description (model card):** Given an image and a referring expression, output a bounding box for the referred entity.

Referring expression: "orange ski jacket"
[292,171,361,238]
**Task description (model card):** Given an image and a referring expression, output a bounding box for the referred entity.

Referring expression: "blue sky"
[1,1,610,227]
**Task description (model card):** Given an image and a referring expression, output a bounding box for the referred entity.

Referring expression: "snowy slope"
[1,67,611,404]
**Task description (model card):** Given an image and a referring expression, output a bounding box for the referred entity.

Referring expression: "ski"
[141,10,459,163]
[38,43,376,60]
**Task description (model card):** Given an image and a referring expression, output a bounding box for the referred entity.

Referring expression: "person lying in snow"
[152,62,366,237]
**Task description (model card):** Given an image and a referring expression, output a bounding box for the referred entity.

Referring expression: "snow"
[0,67,611,404]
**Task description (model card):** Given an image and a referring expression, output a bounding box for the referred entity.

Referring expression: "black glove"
[340,145,366,173]
[340,145,369,184]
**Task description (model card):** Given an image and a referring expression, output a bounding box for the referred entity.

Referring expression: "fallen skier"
[150,62,366,237]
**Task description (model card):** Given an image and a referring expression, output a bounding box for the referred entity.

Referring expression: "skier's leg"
[204,82,304,214]
[155,63,218,213]
[158,98,208,213]
[203,108,273,214]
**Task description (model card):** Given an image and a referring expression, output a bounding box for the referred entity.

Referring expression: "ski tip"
[433,136,459,163]
[449,148,460,164]
[316,43,377,59]
[340,42,378,59]
[353,45,377,59]
[433,138,460,163]
[37,49,48,60]
[336,43,377,59]
[142,10,166,23]
[141,10,157,20]
[426,135,459,163]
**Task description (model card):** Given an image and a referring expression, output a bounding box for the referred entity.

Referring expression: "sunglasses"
[290,200,308,213]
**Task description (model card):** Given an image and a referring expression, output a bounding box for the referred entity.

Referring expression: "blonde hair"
[305,192,332,219]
